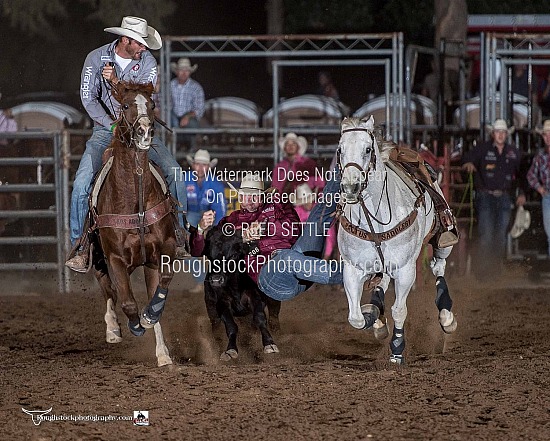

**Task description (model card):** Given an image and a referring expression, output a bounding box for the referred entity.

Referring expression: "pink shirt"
[293,204,337,259]
[272,155,325,194]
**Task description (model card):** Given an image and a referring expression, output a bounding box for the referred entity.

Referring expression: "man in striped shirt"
[170,58,205,150]
[527,119,550,256]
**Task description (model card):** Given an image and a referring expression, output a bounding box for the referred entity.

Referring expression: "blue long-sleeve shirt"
[184,176,227,227]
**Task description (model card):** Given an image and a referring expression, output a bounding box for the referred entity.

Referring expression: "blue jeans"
[70,125,187,245]
[475,191,512,269]
[258,169,342,301]
[542,194,550,255]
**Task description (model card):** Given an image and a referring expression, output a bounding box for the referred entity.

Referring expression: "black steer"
[202,225,280,361]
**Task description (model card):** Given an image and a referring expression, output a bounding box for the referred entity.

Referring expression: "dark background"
[3,1,550,114]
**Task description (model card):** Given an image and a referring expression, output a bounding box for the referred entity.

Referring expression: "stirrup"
[65,243,93,273]
[174,226,191,259]
[437,230,459,248]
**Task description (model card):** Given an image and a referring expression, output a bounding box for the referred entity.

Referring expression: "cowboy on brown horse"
[87,81,178,366]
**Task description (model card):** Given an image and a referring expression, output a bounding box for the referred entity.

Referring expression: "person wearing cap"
[527,119,550,255]
[462,118,526,274]
[272,133,325,196]
[170,57,205,150]
[184,149,226,293]
[66,16,189,273]
[293,183,337,261]
[191,168,343,301]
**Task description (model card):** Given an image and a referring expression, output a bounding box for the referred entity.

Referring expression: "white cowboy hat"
[509,205,531,239]
[186,149,218,167]
[104,16,162,50]
[535,119,550,135]
[485,118,515,135]
[170,58,198,74]
[278,132,308,156]
[293,183,314,206]
[227,172,264,196]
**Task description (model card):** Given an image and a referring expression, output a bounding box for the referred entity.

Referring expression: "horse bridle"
[111,85,157,263]
[337,127,377,198]
[337,126,388,269]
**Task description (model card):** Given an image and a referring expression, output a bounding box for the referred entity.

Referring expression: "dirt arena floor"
[1,260,549,441]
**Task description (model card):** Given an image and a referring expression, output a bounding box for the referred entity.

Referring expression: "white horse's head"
[338,115,379,203]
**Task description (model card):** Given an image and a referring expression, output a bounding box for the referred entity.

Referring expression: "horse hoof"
[157,356,173,367]
[263,344,280,354]
[220,349,238,361]
[389,354,404,365]
[128,320,146,337]
[140,308,159,329]
[106,329,122,343]
[360,304,380,330]
[439,309,458,334]
[373,317,389,340]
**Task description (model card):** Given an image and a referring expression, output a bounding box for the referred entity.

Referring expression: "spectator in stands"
[511,64,536,99]
[317,71,339,101]
[170,57,205,150]
[0,93,17,145]
[185,149,226,293]
[538,71,550,116]
[184,149,226,227]
[527,120,550,256]
[421,58,452,103]
[272,133,324,197]
[65,16,189,273]
[462,118,525,276]
[293,183,336,261]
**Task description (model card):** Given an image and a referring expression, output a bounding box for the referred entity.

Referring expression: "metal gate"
[0,131,68,292]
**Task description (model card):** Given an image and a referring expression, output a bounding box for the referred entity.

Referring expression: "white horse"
[337,116,457,364]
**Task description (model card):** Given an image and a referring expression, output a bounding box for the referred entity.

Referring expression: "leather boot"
[65,234,93,273]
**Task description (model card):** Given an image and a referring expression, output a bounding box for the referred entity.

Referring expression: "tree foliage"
[2,0,67,37]
[284,0,374,33]
[1,0,176,41]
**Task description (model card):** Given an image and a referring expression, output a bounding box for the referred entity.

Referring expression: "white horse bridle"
[337,127,377,202]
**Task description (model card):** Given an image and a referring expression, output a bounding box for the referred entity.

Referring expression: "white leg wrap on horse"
[430,257,446,278]
[104,298,122,343]
[153,323,172,367]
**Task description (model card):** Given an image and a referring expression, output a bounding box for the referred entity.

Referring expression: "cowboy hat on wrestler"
[227,172,265,197]
[171,58,198,74]
[104,16,162,50]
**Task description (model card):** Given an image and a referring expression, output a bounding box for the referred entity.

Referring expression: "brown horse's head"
[112,81,156,151]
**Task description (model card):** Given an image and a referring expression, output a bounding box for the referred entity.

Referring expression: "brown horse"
[91,81,177,366]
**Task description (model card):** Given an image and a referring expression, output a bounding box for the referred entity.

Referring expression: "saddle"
[388,146,459,248]
[70,155,182,271]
